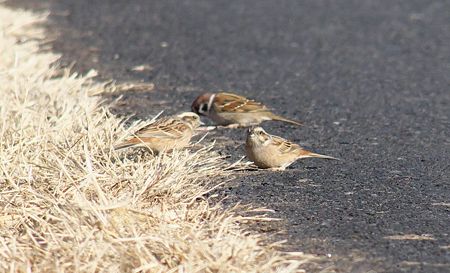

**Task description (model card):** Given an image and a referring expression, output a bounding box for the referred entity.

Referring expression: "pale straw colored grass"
[0,6,312,272]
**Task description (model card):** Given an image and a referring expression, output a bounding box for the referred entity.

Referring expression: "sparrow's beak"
[199,120,205,125]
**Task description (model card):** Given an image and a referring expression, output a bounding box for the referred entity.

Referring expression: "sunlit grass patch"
[0,6,308,272]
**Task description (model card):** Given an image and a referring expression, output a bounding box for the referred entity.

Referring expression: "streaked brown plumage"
[245,127,337,170]
[191,92,302,127]
[114,112,201,153]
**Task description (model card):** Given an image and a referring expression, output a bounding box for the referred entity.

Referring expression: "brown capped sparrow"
[191,92,302,127]
[245,127,337,170]
[114,112,202,153]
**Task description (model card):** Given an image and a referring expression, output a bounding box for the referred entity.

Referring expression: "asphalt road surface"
[7,1,450,272]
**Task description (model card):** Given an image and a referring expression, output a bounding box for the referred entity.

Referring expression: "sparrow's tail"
[113,142,135,150]
[298,150,339,160]
[113,138,141,150]
[271,114,303,126]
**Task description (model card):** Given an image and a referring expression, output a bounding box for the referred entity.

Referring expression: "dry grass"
[0,6,310,272]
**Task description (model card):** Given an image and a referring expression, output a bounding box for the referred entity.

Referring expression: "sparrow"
[191,92,302,127]
[245,127,337,170]
[114,112,202,153]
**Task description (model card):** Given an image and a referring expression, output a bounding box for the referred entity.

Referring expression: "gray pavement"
[7,0,450,272]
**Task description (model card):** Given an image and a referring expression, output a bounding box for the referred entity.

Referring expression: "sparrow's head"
[191,93,215,116]
[176,112,203,129]
[247,126,271,145]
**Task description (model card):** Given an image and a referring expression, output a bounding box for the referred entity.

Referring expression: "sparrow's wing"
[134,118,188,139]
[271,135,302,154]
[214,92,269,113]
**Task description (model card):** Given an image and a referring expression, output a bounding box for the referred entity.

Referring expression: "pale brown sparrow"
[245,127,337,170]
[114,112,202,153]
[191,92,302,127]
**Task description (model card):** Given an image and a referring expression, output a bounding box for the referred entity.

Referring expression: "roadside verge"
[0,6,310,272]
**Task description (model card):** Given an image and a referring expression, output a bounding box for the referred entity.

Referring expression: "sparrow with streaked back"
[114,112,202,153]
[245,127,337,170]
[191,92,302,127]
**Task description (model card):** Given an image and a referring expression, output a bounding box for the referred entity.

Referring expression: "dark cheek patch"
[200,104,208,113]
